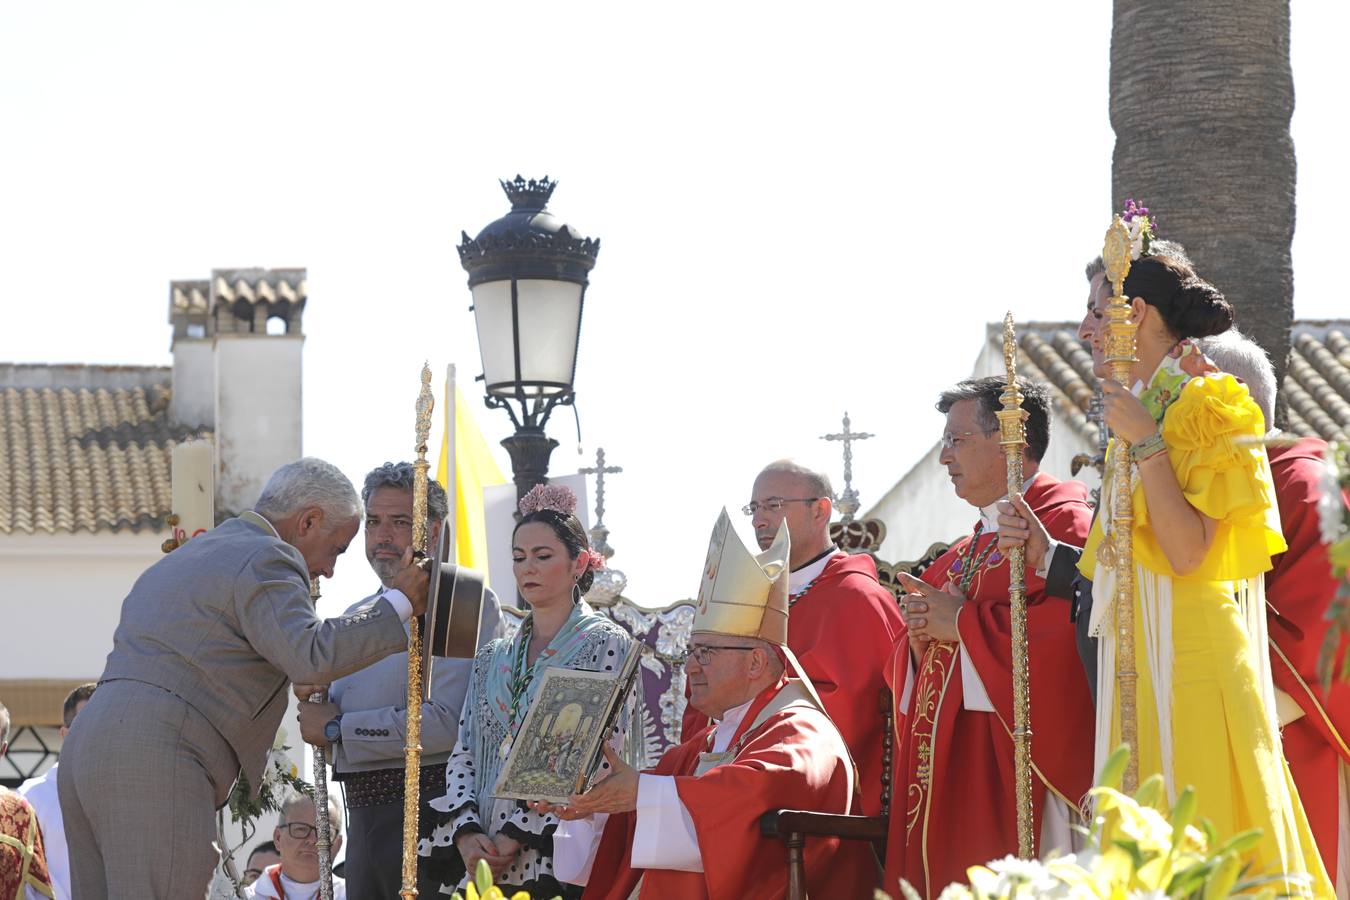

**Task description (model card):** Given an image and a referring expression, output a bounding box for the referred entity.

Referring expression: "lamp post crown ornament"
[501,174,558,211]
[821,412,874,524]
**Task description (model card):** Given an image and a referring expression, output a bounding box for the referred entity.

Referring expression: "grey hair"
[757,459,835,503]
[1198,329,1277,429]
[279,790,343,832]
[361,462,449,523]
[0,700,10,748]
[254,457,360,522]
[1084,239,1194,283]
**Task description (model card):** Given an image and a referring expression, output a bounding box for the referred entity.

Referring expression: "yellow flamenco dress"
[1080,355,1332,895]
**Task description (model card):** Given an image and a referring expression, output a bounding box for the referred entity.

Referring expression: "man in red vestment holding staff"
[884,376,1096,899]
[681,459,904,816]
[1200,329,1350,893]
[544,512,874,900]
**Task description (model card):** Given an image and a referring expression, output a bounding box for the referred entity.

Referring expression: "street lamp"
[459,175,600,500]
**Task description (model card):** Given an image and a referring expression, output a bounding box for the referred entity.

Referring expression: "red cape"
[883,474,1096,899]
[1266,438,1350,882]
[584,680,876,900]
[680,552,903,816]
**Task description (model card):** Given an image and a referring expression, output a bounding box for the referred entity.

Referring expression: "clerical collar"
[977,473,1042,533]
[789,547,840,597]
[711,696,755,753]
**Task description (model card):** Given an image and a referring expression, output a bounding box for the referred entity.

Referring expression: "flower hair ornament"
[1121,198,1157,261]
[518,482,579,518]
[579,548,606,573]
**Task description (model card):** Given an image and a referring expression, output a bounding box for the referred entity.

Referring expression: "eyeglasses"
[679,644,759,666]
[940,429,995,450]
[281,822,318,840]
[741,497,820,516]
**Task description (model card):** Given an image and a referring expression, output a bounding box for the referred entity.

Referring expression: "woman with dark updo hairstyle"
[427,484,638,898]
[1076,246,1330,889]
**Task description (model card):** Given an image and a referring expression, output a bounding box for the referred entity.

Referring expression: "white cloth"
[552,697,759,884]
[788,549,840,596]
[18,763,68,900]
[245,865,346,899]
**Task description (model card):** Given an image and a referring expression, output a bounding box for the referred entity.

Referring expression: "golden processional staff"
[1101,215,1141,792]
[997,313,1035,859]
[401,363,435,898]
[307,578,335,900]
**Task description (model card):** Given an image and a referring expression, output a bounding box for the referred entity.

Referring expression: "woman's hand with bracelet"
[1100,380,1158,445]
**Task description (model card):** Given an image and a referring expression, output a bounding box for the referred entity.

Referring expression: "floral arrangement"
[449,860,560,900]
[226,727,310,826]
[896,745,1305,899]
[519,482,578,517]
[1317,441,1350,685]
[1121,198,1157,260]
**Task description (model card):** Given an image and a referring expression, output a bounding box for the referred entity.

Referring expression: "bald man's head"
[748,460,835,569]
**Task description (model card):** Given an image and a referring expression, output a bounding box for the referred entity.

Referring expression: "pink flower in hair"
[519,483,578,517]
[584,549,606,573]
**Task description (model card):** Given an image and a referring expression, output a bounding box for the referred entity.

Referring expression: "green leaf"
[1213,827,1263,857]
[1098,744,1130,792]
[476,858,494,895]
[1170,785,1196,833]
[1133,773,1165,808]
[1202,851,1241,900]
[1111,838,1147,871]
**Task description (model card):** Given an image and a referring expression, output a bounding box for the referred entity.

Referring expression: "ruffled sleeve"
[1134,374,1286,580]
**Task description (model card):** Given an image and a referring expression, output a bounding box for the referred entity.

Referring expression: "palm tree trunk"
[1111,0,1295,414]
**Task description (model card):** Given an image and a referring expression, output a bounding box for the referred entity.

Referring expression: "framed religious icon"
[492,642,644,804]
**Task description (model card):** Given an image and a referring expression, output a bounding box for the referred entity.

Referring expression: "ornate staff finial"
[401,362,435,898]
[579,448,628,604]
[997,312,1034,859]
[821,413,874,524]
[578,448,623,559]
[1102,212,1141,793]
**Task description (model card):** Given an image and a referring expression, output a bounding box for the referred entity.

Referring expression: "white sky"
[3,2,1347,613]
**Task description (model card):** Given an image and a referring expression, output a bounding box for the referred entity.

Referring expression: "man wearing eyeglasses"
[882,376,1096,900]
[681,460,902,818]
[546,513,874,899]
[247,794,347,899]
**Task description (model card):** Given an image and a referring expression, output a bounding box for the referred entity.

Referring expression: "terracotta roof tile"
[991,321,1350,446]
[0,369,210,535]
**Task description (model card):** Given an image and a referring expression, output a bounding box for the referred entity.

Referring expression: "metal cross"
[821,412,875,523]
[579,448,622,558]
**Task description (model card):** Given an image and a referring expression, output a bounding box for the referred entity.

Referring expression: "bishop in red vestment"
[682,460,904,816]
[1266,437,1350,889]
[547,513,875,900]
[883,377,1096,899]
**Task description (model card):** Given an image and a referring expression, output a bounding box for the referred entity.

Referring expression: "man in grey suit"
[58,457,431,899]
[296,462,504,898]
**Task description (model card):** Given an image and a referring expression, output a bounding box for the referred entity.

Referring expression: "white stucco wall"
[170,338,215,429]
[214,334,304,515]
[0,531,165,682]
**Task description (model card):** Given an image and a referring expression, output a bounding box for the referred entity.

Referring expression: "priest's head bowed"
[936,377,1050,508]
[254,456,362,580]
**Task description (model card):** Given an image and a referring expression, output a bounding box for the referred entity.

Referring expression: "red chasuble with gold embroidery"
[882,474,1095,900]
[1,787,53,900]
[583,679,874,900]
[1266,438,1350,884]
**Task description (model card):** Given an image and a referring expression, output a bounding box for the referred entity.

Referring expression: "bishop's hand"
[897,571,965,643]
[539,744,638,819]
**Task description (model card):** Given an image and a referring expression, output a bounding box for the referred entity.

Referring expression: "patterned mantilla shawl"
[467,600,637,818]
[1,787,53,900]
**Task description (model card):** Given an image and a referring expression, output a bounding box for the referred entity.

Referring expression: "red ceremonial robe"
[1266,438,1350,884]
[583,678,875,900]
[882,474,1095,900]
[1,787,53,900]
[680,552,904,815]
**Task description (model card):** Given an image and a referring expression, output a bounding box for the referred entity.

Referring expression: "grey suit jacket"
[99,512,408,795]
[328,576,504,775]
[1044,540,1097,702]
